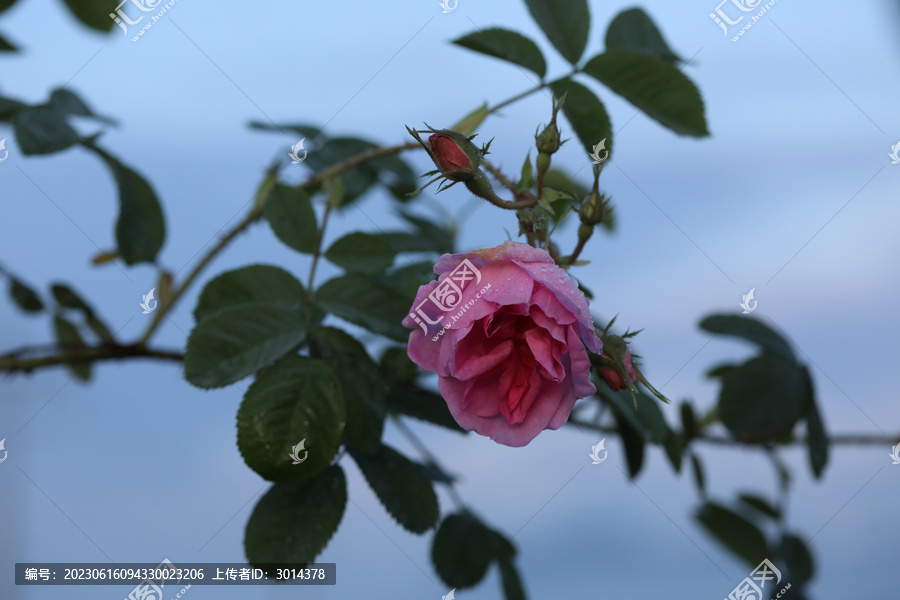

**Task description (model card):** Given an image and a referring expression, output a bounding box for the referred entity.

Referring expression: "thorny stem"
[391,415,467,511]
[0,343,183,374]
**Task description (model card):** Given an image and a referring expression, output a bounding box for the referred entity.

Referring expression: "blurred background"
[1,0,898,597]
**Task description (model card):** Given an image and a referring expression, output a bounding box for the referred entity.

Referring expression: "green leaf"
[379,347,420,388]
[50,283,91,311]
[0,94,27,121]
[605,8,682,64]
[690,453,705,495]
[387,387,466,433]
[515,154,534,194]
[695,501,769,566]
[248,121,322,141]
[85,313,114,342]
[523,0,590,64]
[184,306,307,389]
[717,354,809,441]
[349,444,439,533]
[237,356,345,481]
[606,388,671,445]
[9,278,44,313]
[432,512,496,589]
[781,533,814,585]
[737,493,780,519]
[316,273,410,341]
[53,315,90,381]
[310,327,386,455]
[582,50,709,137]
[0,32,17,52]
[450,103,488,137]
[453,28,547,78]
[377,211,454,255]
[804,370,828,478]
[324,232,397,274]
[59,0,118,32]
[303,137,380,206]
[0,0,21,15]
[497,555,526,600]
[680,401,697,442]
[263,184,318,254]
[194,264,307,323]
[382,261,436,300]
[612,408,644,478]
[13,105,80,155]
[244,466,346,566]
[49,88,112,124]
[700,314,795,362]
[548,79,613,158]
[87,146,165,266]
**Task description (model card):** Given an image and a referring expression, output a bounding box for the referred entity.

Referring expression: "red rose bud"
[430,134,472,171]
[597,349,637,392]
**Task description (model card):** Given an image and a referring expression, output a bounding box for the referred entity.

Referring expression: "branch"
[0,343,183,374]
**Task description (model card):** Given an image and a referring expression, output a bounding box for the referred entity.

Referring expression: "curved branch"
[0,343,183,374]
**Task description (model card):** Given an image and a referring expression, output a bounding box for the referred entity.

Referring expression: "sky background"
[1,0,899,598]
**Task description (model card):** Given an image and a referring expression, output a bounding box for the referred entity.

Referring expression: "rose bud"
[402,241,602,447]
[596,348,637,392]
[430,134,472,171]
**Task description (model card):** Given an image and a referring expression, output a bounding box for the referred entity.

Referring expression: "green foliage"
[696,501,770,566]
[582,50,709,137]
[700,314,795,362]
[59,0,118,32]
[193,265,307,322]
[52,315,90,381]
[237,356,345,481]
[315,274,410,341]
[8,278,44,313]
[605,8,682,64]
[325,232,397,274]
[453,28,547,78]
[386,388,468,433]
[244,466,347,566]
[523,0,589,65]
[310,327,386,455]
[781,533,814,585]
[263,184,319,254]
[349,444,439,533]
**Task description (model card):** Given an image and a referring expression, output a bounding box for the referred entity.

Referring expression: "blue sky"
[1,0,899,598]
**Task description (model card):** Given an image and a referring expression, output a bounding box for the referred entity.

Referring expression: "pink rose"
[403,241,602,447]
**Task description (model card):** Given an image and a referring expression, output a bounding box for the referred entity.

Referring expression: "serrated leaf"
[451,103,489,137]
[379,347,420,388]
[310,327,386,455]
[737,493,780,519]
[244,466,346,566]
[548,79,613,158]
[524,0,590,65]
[718,354,809,441]
[432,512,496,589]
[696,501,769,566]
[316,273,410,341]
[263,184,319,254]
[184,305,307,389]
[387,388,466,433]
[59,0,118,32]
[605,8,682,64]
[194,264,307,323]
[237,356,345,481]
[700,314,795,362]
[13,105,80,155]
[804,370,828,479]
[582,50,709,137]
[781,533,814,585]
[453,28,547,78]
[53,315,90,381]
[350,444,439,533]
[324,232,397,274]
[9,278,43,313]
[86,146,165,266]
